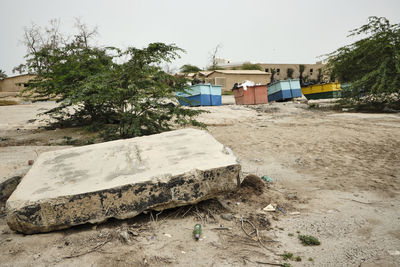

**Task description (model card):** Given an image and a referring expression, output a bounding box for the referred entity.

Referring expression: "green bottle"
[193,224,201,240]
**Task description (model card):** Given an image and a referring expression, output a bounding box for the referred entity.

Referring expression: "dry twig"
[62,236,111,259]
[240,217,276,252]
[181,206,193,217]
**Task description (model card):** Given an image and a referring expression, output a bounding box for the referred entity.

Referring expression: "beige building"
[199,70,271,92]
[258,62,325,81]
[0,74,35,93]
[218,61,326,81]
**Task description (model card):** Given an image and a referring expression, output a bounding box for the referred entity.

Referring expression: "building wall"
[205,73,271,92]
[258,62,325,81]
[0,74,35,92]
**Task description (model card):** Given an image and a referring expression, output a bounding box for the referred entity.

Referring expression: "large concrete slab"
[6,128,241,234]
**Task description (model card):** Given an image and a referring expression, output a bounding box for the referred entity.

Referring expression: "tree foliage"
[269,68,277,84]
[327,16,400,101]
[180,64,201,73]
[298,64,305,85]
[22,20,204,140]
[286,68,294,79]
[0,69,7,79]
[241,62,262,71]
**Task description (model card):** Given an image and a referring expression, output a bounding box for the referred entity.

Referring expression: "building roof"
[198,71,213,77]
[211,70,269,75]
[0,73,35,80]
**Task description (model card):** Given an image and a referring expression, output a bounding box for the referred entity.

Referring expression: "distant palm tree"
[0,69,7,80]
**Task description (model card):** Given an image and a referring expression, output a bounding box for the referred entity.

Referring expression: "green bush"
[298,235,321,246]
[23,35,204,140]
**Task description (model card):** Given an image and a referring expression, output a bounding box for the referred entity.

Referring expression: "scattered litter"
[221,213,233,221]
[277,206,286,214]
[33,253,41,260]
[289,211,301,215]
[240,80,255,91]
[263,204,275,212]
[388,250,400,256]
[212,226,231,230]
[119,230,130,243]
[261,176,273,183]
[164,233,172,238]
[236,202,241,206]
[181,251,186,254]
[193,224,201,240]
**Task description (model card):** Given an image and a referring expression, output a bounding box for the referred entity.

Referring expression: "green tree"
[179,64,201,73]
[0,69,7,79]
[286,68,294,79]
[241,62,262,71]
[327,16,400,100]
[317,68,323,83]
[269,68,277,84]
[298,64,305,85]
[23,21,204,139]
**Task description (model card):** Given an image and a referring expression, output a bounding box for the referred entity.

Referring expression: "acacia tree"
[23,20,204,139]
[180,64,201,73]
[327,16,400,102]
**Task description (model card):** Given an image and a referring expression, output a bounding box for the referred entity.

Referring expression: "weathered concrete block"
[0,166,31,202]
[6,129,241,234]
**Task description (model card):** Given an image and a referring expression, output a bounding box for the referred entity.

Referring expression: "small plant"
[62,136,79,146]
[85,138,96,145]
[296,230,300,234]
[282,252,293,261]
[298,235,321,246]
[282,263,291,267]
[295,256,302,262]
[288,233,294,237]
[308,103,320,109]
[308,257,314,261]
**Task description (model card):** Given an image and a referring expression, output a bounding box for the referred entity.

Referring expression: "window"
[310,68,313,73]
[277,68,280,75]
[265,68,269,72]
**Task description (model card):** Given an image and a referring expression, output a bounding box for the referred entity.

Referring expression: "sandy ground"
[0,96,400,266]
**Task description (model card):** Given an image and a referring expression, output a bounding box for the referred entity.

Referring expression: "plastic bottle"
[193,224,201,240]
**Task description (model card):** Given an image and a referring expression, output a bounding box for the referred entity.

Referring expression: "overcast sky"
[1,0,400,75]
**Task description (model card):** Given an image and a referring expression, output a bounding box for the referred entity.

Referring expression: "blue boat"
[267,79,302,102]
[176,84,222,106]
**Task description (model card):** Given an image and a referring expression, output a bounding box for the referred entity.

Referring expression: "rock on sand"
[6,128,241,234]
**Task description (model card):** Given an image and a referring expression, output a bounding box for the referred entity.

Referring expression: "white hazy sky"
[1,0,400,75]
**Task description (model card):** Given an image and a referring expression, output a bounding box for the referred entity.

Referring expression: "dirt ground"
[0,96,399,266]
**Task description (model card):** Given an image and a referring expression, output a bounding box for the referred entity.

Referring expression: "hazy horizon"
[1,0,400,76]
